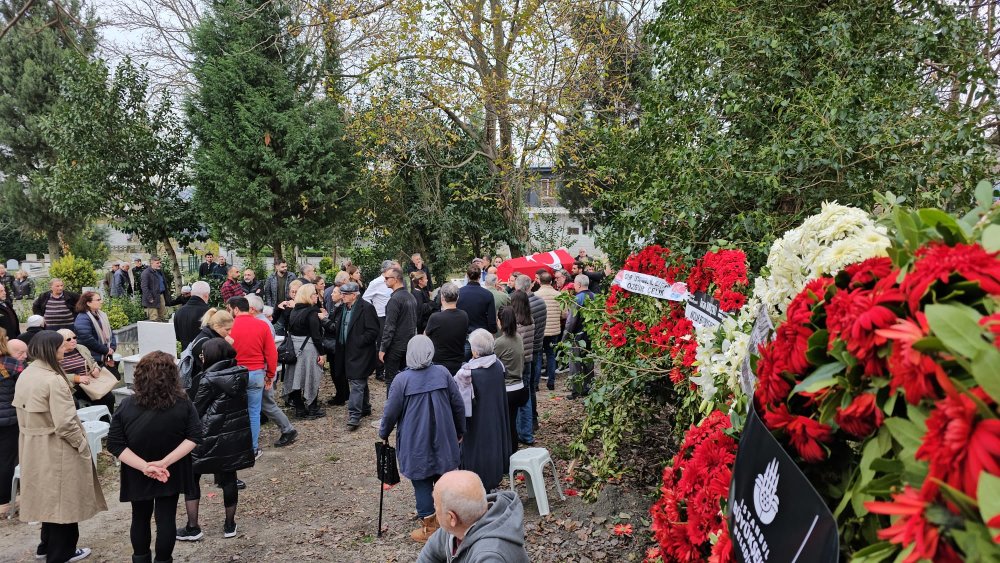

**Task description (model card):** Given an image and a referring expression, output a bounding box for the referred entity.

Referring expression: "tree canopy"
[0,0,99,258]
[575,0,999,268]
[187,0,356,261]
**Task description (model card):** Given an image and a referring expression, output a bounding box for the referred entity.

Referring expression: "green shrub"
[48,253,98,293]
[105,301,130,329]
[107,296,146,326]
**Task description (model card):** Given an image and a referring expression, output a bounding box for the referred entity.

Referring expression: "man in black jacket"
[174,281,212,349]
[327,282,379,430]
[31,279,80,331]
[457,264,497,335]
[378,267,417,393]
[197,253,215,278]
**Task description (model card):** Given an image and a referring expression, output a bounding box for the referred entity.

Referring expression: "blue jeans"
[541,336,558,386]
[516,360,536,444]
[247,369,265,450]
[412,475,440,518]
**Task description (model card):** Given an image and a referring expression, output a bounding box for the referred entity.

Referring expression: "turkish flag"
[496,249,575,282]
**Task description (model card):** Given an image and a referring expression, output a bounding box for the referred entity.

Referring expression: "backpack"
[178,336,209,389]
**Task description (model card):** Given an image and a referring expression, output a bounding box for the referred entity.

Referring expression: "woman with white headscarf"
[455,329,511,492]
[379,335,466,544]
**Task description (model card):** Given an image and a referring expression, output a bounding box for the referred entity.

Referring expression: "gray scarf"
[405,335,435,370]
[87,310,112,346]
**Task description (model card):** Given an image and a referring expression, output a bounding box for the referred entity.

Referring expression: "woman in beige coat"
[13,331,107,563]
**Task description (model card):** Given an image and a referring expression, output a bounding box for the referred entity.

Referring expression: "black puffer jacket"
[0,357,25,427]
[191,360,254,474]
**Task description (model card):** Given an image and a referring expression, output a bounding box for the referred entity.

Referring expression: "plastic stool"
[82,420,110,466]
[509,447,565,516]
[7,465,18,519]
[77,405,111,423]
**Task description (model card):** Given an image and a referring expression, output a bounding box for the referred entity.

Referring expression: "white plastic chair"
[76,405,111,423]
[509,447,565,516]
[82,420,110,466]
[7,464,18,519]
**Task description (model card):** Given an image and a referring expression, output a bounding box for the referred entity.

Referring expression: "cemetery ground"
[0,377,652,563]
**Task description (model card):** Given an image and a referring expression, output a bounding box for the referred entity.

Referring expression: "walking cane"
[377,472,386,538]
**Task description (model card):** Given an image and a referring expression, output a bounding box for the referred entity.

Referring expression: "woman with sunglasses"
[56,329,115,414]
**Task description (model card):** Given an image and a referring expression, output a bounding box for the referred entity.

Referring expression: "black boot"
[290,391,308,418]
[132,554,152,563]
[154,558,173,563]
[306,399,326,419]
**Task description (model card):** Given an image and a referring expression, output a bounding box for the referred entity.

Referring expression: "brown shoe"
[410,514,439,543]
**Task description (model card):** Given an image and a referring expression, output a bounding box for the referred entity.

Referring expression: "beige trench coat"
[13,362,107,523]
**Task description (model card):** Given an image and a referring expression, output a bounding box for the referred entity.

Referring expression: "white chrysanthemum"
[692,204,887,413]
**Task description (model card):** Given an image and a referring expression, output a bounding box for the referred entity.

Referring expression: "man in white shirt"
[363,259,399,380]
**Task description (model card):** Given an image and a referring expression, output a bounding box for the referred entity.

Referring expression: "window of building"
[567,226,580,235]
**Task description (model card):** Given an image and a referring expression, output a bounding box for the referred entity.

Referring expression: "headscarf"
[405,335,435,370]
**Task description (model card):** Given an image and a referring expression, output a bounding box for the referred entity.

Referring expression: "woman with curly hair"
[107,351,202,563]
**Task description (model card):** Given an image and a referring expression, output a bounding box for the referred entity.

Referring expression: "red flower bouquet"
[649,411,737,563]
[749,202,1000,560]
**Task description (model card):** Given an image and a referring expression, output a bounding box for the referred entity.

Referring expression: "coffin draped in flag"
[495,249,576,282]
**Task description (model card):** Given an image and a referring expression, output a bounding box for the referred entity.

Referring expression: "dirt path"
[1,378,651,562]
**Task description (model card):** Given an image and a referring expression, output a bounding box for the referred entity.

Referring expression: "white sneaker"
[68,548,91,562]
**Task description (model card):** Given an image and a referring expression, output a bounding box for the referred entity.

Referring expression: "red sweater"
[230,314,277,378]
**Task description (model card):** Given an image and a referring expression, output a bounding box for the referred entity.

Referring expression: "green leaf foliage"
[187,0,357,260]
[0,0,99,257]
[571,0,997,269]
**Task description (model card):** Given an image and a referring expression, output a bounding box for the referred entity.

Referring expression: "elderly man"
[416,470,529,561]
[325,282,379,429]
[240,269,263,296]
[174,280,212,349]
[483,272,510,314]
[140,256,170,321]
[299,263,317,284]
[245,294,297,447]
[102,263,119,296]
[565,274,596,398]
[111,262,129,297]
[32,278,79,331]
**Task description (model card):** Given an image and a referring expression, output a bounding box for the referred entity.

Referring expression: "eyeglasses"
[65,337,77,342]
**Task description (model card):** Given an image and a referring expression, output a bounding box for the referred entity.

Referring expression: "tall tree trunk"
[272,239,283,263]
[46,230,61,260]
[161,237,183,292]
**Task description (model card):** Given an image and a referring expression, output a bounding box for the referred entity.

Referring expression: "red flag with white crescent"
[496,249,576,282]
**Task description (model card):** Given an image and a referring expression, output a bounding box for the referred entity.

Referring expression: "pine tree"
[0,0,99,258]
[187,0,356,261]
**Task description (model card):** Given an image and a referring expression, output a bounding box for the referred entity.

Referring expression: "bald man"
[416,470,529,562]
[7,339,27,362]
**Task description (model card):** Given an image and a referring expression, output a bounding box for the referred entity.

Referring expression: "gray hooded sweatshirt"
[416,491,530,563]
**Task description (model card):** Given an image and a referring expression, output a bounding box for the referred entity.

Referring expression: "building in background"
[524,166,600,259]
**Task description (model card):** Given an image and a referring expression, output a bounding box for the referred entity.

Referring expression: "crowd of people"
[0,248,608,563]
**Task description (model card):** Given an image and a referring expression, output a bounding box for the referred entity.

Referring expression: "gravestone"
[5,259,18,271]
[137,320,177,357]
[122,321,178,384]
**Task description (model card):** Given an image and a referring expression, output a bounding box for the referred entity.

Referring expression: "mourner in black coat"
[324,284,379,428]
